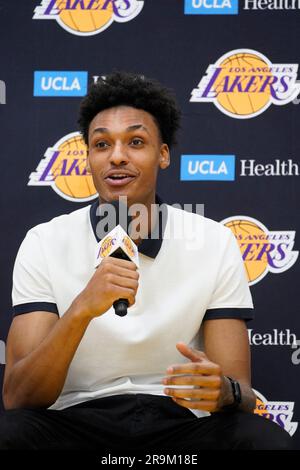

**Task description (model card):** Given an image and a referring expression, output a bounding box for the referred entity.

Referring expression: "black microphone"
[94,200,139,317]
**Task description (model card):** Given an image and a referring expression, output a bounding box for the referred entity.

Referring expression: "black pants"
[0,394,293,451]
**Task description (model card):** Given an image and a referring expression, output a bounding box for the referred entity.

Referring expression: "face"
[87,106,170,207]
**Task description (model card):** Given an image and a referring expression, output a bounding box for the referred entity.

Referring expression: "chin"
[99,191,133,204]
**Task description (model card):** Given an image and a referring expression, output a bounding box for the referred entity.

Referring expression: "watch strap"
[222,376,242,411]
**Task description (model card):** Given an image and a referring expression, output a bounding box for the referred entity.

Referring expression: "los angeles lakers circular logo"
[214,52,271,117]
[33,0,144,37]
[190,49,300,119]
[221,216,298,285]
[28,132,97,202]
[122,236,135,258]
[100,236,115,258]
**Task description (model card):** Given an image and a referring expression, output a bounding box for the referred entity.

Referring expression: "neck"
[98,192,158,244]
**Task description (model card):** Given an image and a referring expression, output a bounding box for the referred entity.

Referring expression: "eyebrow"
[92,124,150,136]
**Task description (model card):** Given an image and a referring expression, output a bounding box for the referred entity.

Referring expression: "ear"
[159,144,170,170]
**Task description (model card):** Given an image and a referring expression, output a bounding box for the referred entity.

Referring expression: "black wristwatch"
[222,376,242,411]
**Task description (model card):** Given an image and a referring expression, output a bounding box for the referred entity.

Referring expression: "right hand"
[74,257,139,319]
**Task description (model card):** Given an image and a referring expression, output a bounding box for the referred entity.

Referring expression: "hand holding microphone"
[75,199,139,319]
[95,229,139,317]
[75,256,139,320]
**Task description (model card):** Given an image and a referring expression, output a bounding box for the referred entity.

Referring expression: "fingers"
[164,387,220,401]
[176,342,206,363]
[163,374,221,388]
[98,258,139,282]
[98,259,139,307]
[106,270,139,307]
[110,285,137,307]
[109,267,139,281]
[169,397,218,412]
[105,273,139,291]
[101,257,138,271]
[164,381,221,412]
[79,255,139,318]
[167,362,221,376]
[164,348,222,413]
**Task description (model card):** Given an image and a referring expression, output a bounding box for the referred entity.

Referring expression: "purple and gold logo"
[122,235,135,258]
[33,0,144,37]
[190,49,300,118]
[99,236,116,258]
[28,132,97,202]
[221,216,298,285]
[254,389,298,436]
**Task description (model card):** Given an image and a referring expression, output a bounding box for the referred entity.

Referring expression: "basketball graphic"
[123,236,135,258]
[223,217,269,285]
[33,0,145,37]
[57,0,114,35]
[52,134,96,200]
[28,132,98,203]
[221,215,298,286]
[100,236,115,258]
[190,49,300,119]
[214,53,271,117]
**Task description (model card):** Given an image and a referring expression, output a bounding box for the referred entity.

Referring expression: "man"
[0,72,292,451]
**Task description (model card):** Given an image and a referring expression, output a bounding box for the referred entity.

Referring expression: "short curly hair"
[78,71,181,148]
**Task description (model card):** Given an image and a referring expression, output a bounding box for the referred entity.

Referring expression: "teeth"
[110,175,131,179]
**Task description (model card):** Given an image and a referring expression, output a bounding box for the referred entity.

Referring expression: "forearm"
[3,301,92,410]
[238,381,257,412]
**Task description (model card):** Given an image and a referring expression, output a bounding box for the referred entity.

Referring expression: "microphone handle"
[113,298,129,317]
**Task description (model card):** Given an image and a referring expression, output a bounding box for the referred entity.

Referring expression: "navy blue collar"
[90,195,167,259]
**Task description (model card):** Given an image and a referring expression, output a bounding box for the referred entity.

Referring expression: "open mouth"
[105,174,136,187]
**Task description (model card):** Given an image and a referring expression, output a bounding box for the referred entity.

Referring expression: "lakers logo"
[33,0,144,37]
[99,236,115,258]
[254,390,298,437]
[190,49,300,118]
[28,132,97,202]
[123,236,135,258]
[221,216,298,285]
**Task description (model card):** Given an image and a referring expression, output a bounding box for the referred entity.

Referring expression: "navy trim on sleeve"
[203,308,254,322]
[13,302,59,317]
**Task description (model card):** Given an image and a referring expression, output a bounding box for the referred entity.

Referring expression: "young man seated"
[0,72,292,451]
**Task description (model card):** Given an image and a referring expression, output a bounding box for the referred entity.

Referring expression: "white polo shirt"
[12,197,253,417]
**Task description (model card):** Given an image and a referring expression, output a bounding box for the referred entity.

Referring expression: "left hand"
[163,342,225,412]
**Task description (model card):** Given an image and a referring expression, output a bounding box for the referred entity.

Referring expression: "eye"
[95,141,109,149]
[130,138,144,146]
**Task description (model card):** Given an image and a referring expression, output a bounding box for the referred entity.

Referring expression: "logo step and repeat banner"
[1,1,300,447]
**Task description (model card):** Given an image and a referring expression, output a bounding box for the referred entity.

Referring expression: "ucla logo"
[33,0,144,36]
[254,390,298,436]
[34,71,88,97]
[184,0,238,14]
[28,132,97,202]
[181,155,235,181]
[190,49,300,118]
[221,215,298,285]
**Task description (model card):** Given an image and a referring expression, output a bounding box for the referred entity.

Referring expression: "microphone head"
[95,199,139,269]
[94,198,140,319]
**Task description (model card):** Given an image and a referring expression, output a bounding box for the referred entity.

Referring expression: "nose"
[109,142,129,166]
